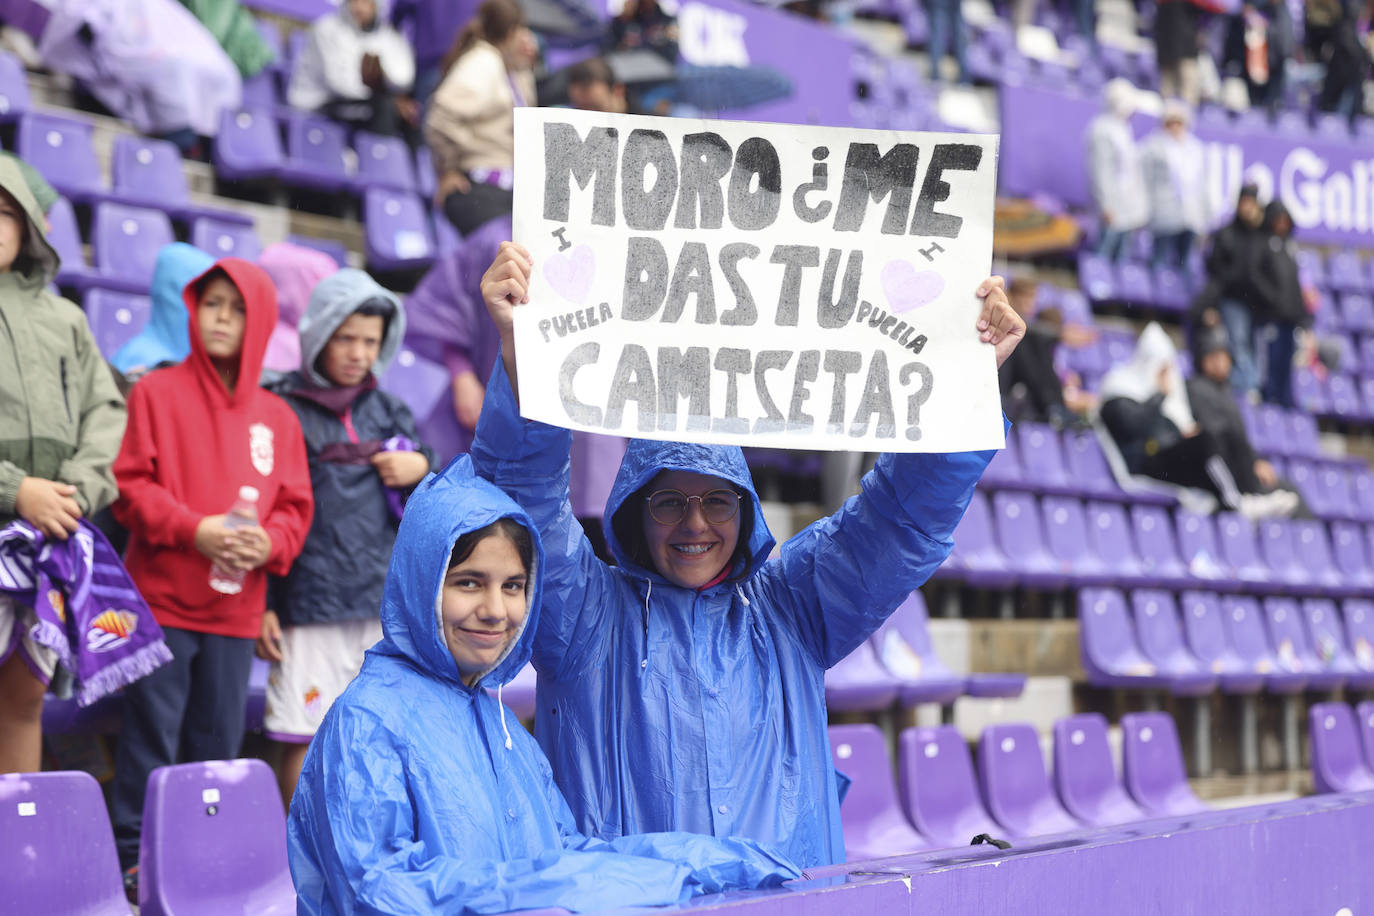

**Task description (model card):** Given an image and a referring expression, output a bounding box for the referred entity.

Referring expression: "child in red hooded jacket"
[109,258,314,880]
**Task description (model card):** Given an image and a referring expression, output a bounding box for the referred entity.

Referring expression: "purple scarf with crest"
[0,520,172,705]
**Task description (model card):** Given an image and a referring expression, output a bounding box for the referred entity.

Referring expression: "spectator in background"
[258,242,341,379]
[926,0,970,83]
[261,269,434,805]
[1155,0,1202,106]
[0,159,126,775]
[567,56,630,115]
[608,0,680,113]
[1307,0,1371,121]
[1190,184,1267,397]
[288,0,419,141]
[1186,324,1300,514]
[1085,79,1149,262]
[1252,200,1312,408]
[1142,100,1209,268]
[999,277,1098,427]
[391,0,482,106]
[1223,0,1294,112]
[110,258,313,886]
[425,0,537,236]
[112,243,216,382]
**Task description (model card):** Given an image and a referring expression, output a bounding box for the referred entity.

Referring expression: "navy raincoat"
[286,456,799,914]
[471,361,999,868]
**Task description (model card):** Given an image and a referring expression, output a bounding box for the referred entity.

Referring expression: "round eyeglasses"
[644,488,741,526]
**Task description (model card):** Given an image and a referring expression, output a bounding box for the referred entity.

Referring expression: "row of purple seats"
[977,423,1169,504]
[1294,367,1374,424]
[825,591,1026,712]
[1274,458,1374,523]
[1076,251,1200,314]
[1,762,294,915]
[828,711,1203,859]
[1300,249,1374,301]
[1081,588,1374,695]
[1309,701,1374,793]
[1236,400,1325,462]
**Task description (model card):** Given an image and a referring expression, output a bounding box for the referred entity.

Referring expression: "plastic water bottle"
[209,486,260,595]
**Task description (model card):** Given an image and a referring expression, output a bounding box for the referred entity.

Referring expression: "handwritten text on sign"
[512,109,1004,452]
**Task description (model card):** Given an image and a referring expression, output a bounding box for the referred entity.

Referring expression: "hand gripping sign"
[511,108,1005,453]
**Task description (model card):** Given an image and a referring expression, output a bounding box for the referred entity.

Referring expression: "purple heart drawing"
[544,244,596,304]
[881,259,945,313]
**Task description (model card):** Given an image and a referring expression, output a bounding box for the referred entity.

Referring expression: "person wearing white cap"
[1142,99,1210,269]
[1085,78,1150,262]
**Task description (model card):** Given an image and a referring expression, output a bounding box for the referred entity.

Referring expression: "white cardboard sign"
[512,108,1004,452]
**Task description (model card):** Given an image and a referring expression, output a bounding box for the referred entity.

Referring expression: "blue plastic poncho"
[110,243,214,375]
[286,456,799,915]
[471,360,1000,868]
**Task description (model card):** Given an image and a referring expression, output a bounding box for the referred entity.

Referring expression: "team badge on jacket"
[250,423,275,476]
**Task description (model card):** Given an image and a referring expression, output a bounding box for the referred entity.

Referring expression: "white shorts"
[0,595,58,683]
[264,617,383,743]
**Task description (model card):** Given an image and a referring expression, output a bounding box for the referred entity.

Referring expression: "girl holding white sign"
[471,241,1025,868]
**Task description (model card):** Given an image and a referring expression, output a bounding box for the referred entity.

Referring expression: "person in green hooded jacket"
[0,158,127,775]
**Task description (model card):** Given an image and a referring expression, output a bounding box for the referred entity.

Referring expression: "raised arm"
[754,279,1022,667]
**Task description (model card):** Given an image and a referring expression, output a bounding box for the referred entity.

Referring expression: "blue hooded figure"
[471,354,1001,868]
[110,242,214,376]
[286,456,799,914]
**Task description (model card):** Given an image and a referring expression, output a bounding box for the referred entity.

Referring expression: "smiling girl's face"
[440,532,529,685]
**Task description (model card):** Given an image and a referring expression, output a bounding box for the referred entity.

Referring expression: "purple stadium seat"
[363,189,436,271]
[1308,703,1374,793]
[1292,367,1329,415]
[828,724,932,860]
[1129,505,1193,588]
[1129,590,1217,695]
[1286,458,1333,519]
[1296,248,1327,287]
[826,639,901,712]
[1256,519,1312,593]
[1083,501,1148,583]
[897,725,1000,847]
[1116,260,1154,307]
[1283,410,1323,460]
[992,492,1066,588]
[47,196,95,290]
[980,434,1024,488]
[0,771,132,915]
[16,111,105,203]
[1056,287,1093,325]
[1327,373,1363,420]
[214,108,285,183]
[1121,712,1208,816]
[1246,402,1286,457]
[1303,599,1374,689]
[1360,335,1374,371]
[432,210,462,258]
[191,217,262,261]
[870,592,965,706]
[1290,519,1353,595]
[109,136,254,227]
[353,131,418,191]
[1352,469,1374,522]
[240,70,279,112]
[288,235,348,267]
[1016,423,1074,494]
[1052,713,1148,827]
[1061,430,1129,501]
[978,723,1082,838]
[138,759,295,915]
[1327,251,1369,294]
[378,346,465,462]
[1221,595,1308,693]
[244,656,268,733]
[415,145,437,200]
[0,50,32,122]
[487,662,536,719]
[1041,495,1113,584]
[1150,264,1191,312]
[945,489,1016,588]
[1077,251,1118,302]
[281,116,351,193]
[1179,591,1264,692]
[91,203,175,294]
[1357,699,1374,770]
[1331,521,1374,591]
[1175,510,1235,585]
[1263,597,1345,691]
[1079,587,1178,689]
[83,289,152,360]
[1214,512,1272,587]
[1340,292,1374,333]
[1344,600,1374,675]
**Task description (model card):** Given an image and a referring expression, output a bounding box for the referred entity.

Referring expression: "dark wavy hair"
[448,517,534,575]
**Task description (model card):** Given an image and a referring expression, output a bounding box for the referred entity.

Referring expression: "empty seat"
[1340,292,1374,333]
[1292,367,1330,415]
[978,723,1081,838]
[1263,597,1344,691]
[1052,713,1147,827]
[1327,251,1369,294]
[281,116,351,193]
[1220,595,1308,694]
[0,770,132,915]
[1083,501,1147,582]
[363,189,435,271]
[47,195,95,290]
[16,111,105,203]
[1357,699,1374,770]
[353,131,417,191]
[1214,512,1271,587]
[91,203,176,294]
[1128,589,1216,695]
[110,135,254,228]
[1115,260,1154,307]
[870,591,964,706]
[1175,510,1234,585]
[1302,599,1374,690]
[1130,505,1193,588]
[897,725,1000,847]
[1350,468,1374,522]
[83,289,152,360]
[1344,600,1374,675]
[191,217,262,261]
[944,489,1016,588]
[1308,703,1374,793]
[1079,587,1177,690]
[415,145,437,200]
[1015,423,1074,494]
[1291,519,1353,595]
[138,759,295,915]
[1120,712,1208,816]
[1327,373,1364,420]
[1330,522,1374,591]
[828,724,931,860]
[992,492,1065,588]
[214,108,285,183]
[0,49,32,122]
[1179,591,1264,692]
[1061,430,1127,501]
[378,346,464,462]
[1283,409,1323,460]
[825,639,901,712]
[980,434,1025,489]
[1256,519,1312,593]
[1042,495,1113,584]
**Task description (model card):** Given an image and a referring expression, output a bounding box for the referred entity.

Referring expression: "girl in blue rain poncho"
[286,456,798,915]
[472,244,1026,869]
